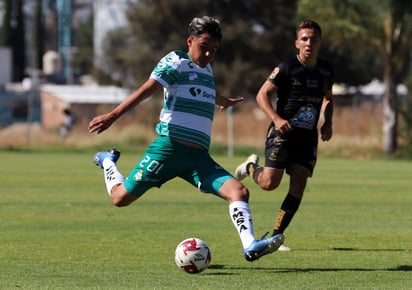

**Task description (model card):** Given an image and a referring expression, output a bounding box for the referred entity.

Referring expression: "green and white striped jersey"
[150,50,216,150]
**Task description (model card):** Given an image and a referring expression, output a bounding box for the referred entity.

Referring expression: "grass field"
[0,149,411,289]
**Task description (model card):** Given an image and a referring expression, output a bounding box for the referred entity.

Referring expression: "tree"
[0,0,26,81]
[403,67,412,152]
[32,0,44,71]
[101,0,298,97]
[381,0,412,153]
[298,0,412,154]
[297,0,384,84]
[72,13,94,77]
[10,0,25,81]
[0,0,11,46]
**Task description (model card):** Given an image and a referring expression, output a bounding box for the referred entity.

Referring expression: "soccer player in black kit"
[235,20,334,251]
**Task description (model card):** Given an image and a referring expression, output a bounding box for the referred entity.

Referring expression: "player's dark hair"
[188,16,222,42]
[297,20,322,37]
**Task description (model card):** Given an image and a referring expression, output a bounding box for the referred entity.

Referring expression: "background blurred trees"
[297,0,412,153]
[72,13,94,79]
[0,0,26,81]
[97,0,412,154]
[0,0,410,154]
[101,0,298,97]
[297,0,384,85]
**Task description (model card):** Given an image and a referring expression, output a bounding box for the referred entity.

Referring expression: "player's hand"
[88,113,115,134]
[320,123,332,141]
[218,96,244,111]
[275,118,293,134]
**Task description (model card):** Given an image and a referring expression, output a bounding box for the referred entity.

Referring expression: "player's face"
[187,33,220,67]
[295,28,321,63]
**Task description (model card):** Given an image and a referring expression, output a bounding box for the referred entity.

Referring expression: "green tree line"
[100,0,412,154]
[0,0,26,82]
[1,0,411,154]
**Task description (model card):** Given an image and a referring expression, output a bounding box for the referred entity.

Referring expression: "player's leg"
[218,178,284,261]
[93,148,141,207]
[93,148,136,207]
[93,137,178,207]
[254,167,284,191]
[288,163,310,199]
[271,164,309,236]
[234,154,285,190]
[180,153,257,251]
[185,153,283,262]
[235,123,286,190]
[218,178,256,249]
[271,141,317,240]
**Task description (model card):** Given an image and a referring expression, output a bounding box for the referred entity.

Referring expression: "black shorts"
[264,123,318,176]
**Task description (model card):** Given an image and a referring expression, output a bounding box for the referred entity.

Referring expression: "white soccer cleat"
[277,244,292,252]
[234,154,259,180]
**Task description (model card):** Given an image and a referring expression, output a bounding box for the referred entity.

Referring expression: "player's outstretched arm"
[88,79,162,134]
[216,95,244,111]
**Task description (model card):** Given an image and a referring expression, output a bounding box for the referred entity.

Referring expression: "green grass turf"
[0,150,411,289]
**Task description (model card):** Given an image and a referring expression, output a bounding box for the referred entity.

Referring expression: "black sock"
[272,193,301,236]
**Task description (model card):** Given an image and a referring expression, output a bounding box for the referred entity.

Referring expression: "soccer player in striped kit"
[89,16,283,262]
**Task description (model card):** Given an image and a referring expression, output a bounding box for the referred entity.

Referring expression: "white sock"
[229,201,255,249]
[102,159,125,196]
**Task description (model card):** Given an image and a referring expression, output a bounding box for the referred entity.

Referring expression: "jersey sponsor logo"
[269,135,284,160]
[134,169,143,181]
[269,67,280,80]
[189,73,198,80]
[189,87,202,96]
[290,67,306,75]
[269,147,278,161]
[187,60,195,68]
[306,79,318,88]
[231,207,248,233]
[189,87,215,100]
[306,96,323,103]
[292,79,302,86]
[290,104,317,129]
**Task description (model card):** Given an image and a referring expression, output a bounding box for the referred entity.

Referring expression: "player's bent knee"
[112,198,129,207]
[111,186,138,207]
[238,186,249,201]
[228,186,249,202]
[220,179,249,202]
[111,195,136,207]
[259,180,280,191]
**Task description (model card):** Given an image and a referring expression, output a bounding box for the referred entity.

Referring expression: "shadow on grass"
[264,264,412,273]
[207,264,412,274]
[330,247,409,252]
[205,248,411,275]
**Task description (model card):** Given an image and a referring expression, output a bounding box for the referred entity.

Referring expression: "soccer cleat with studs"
[243,232,284,262]
[93,148,121,169]
[234,154,259,181]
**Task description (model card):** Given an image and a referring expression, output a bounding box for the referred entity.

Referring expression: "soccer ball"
[174,238,211,274]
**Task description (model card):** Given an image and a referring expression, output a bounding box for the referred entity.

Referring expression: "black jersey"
[268,56,333,132]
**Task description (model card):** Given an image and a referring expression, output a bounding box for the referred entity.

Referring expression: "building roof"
[40,84,132,104]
